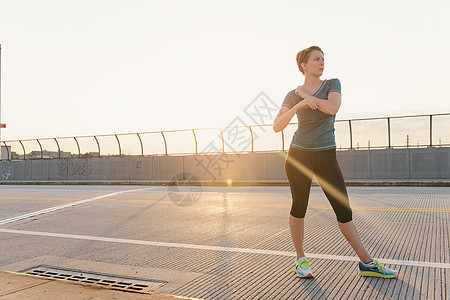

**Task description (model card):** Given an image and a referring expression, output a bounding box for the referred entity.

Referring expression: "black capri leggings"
[284,146,352,223]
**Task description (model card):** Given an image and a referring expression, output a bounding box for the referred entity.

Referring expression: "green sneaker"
[293,257,314,278]
[359,259,398,279]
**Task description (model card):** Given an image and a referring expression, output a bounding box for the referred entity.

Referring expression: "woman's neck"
[303,76,322,88]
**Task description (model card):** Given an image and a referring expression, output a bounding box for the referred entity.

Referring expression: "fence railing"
[1,113,449,160]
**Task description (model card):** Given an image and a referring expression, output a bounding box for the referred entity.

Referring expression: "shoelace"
[297,259,310,269]
[374,259,387,274]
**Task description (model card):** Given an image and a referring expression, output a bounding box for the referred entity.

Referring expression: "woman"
[273,46,398,279]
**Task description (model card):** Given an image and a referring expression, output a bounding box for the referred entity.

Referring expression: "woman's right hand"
[295,97,320,110]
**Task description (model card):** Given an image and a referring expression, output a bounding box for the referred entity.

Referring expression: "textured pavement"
[0,185,448,299]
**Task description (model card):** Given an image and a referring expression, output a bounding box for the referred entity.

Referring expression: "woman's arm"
[273,102,307,133]
[295,85,342,115]
[305,92,341,115]
[273,106,295,133]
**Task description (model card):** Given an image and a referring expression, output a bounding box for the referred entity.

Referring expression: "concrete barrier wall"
[0,147,449,182]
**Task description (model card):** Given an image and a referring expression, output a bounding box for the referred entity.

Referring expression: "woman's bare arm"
[273,103,304,133]
[295,85,342,115]
[305,92,341,115]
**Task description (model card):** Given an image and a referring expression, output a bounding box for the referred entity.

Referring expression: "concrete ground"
[0,270,198,299]
[0,185,448,299]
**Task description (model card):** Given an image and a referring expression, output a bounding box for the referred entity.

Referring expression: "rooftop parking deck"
[0,185,448,299]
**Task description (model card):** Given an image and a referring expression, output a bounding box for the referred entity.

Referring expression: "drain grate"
[23,265,167,292]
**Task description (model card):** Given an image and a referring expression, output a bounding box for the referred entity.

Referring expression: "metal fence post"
[36,139,43,159]
[192,129,198,154]
[0,44,2,146]
[161,132,168,155]
[73,137,81,158]
[19,140,25,160]
[387,118,391,148]
[429,115,433,147]
[54,138,61,159]
[220,128,224,153]
[137,133,143,156]
[94,136,100,157]
[348,120,353,149]
[115,135,121,156]
[249,126,254,152]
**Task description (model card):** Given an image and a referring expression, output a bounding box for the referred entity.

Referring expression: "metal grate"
[23,265,167,292]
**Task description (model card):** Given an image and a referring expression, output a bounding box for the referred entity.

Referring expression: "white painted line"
[0,187,158,226]
[0,228,448,269]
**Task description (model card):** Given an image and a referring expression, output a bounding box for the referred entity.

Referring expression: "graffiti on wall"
[57,159,93,178]
[1,162,12,180]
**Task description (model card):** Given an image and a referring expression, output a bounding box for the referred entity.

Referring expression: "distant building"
[29,150,72,159]
[81,152,100,158]
[11,151,19,160]
[1,146,11,160]
[5,149,100,160]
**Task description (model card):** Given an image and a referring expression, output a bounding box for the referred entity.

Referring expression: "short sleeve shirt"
[282,78,341,151]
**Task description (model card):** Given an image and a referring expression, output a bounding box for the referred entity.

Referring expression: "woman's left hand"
[295,86,311,99]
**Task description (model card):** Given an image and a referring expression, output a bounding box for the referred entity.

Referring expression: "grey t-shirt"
[282,78,341,151]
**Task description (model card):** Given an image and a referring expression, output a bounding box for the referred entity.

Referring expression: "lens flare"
[282,152,349,206]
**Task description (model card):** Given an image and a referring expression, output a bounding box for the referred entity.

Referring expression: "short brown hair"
[296,46,324,75]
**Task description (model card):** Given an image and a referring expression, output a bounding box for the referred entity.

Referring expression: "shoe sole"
[293,269,314,278]
[359,271,398,279]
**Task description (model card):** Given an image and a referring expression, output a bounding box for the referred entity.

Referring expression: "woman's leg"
[284,147,314,260]
[315,149,372,262]
[338,221,372,262]
[289,215,305,259]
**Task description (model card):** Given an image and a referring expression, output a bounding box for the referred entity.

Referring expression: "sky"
[0,0,449,145]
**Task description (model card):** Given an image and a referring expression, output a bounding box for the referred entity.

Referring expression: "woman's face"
[302,50,324,77]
